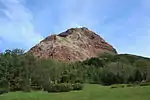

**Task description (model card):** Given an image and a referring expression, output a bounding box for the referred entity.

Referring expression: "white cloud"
[0,0,43,50]
[1,0,150,57]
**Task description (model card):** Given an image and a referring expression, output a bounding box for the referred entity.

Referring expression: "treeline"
[0,49,150,93]
[79,53,150,85]
[0,49,83,93]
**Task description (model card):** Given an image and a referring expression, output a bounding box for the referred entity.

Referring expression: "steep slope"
[28,27,117,62]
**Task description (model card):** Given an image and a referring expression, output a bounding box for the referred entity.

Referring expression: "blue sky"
[0,0,150,57]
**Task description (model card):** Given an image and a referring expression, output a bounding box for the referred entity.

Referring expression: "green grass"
[1,84,150,100]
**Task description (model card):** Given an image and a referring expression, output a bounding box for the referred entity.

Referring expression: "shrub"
[83,57,104,68]
[110,84,126,89]
[126,84,137,87]
[0,88,8,95]
[9,84,22,92]
[139,82,150,87]
[46,83,83,93]
[31,84,42,91]
[48,83,72,93]
[72,83,83,90]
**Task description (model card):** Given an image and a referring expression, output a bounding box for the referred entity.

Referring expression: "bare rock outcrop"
[28,27,117,62]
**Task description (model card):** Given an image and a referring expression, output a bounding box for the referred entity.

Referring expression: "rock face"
[28,27,117,62]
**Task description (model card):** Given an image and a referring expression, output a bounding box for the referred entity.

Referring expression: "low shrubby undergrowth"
[46,83,83,93]
[111,82,150,89]
[0,88,8,95]
[126,84,136,87]
[110,84,126,88]
[139,82,150,86]
[71,83,84,90]
[47,83,72,92]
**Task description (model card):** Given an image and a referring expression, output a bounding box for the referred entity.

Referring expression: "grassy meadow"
[1,84,150,100]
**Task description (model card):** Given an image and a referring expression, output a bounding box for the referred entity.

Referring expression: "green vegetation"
[0,49,83,93]
[0,49,150,94]
[1,84,150,100]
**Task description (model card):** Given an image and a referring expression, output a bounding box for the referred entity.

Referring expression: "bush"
[48,83,72,93]
[139,82,150,87]
[72,83,83,90]
[0,88,8,95]
[46,83,83,93]
[83,57,104,68]
[9,84,22,92]
[110,84,126,89]
[126,84,137,87]
[31,84,42,91]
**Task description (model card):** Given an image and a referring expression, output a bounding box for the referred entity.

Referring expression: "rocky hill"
[28,27,117,62]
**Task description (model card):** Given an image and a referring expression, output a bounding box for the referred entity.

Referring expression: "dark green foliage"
[83,57,104,68]
[47,83,72,92]
[0,49,150,93]
[72,83,83,90]
[0,49,84,93]
[126,84,136,87]
[139,82,150,86]
[31,84,42,91]
[0,88,8,95]
[0,49,33,92]
[110,84,126,88]
[79,53,150,85]
[47,83,83,93]
[134,69,142,82]
[100,71,123,85]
